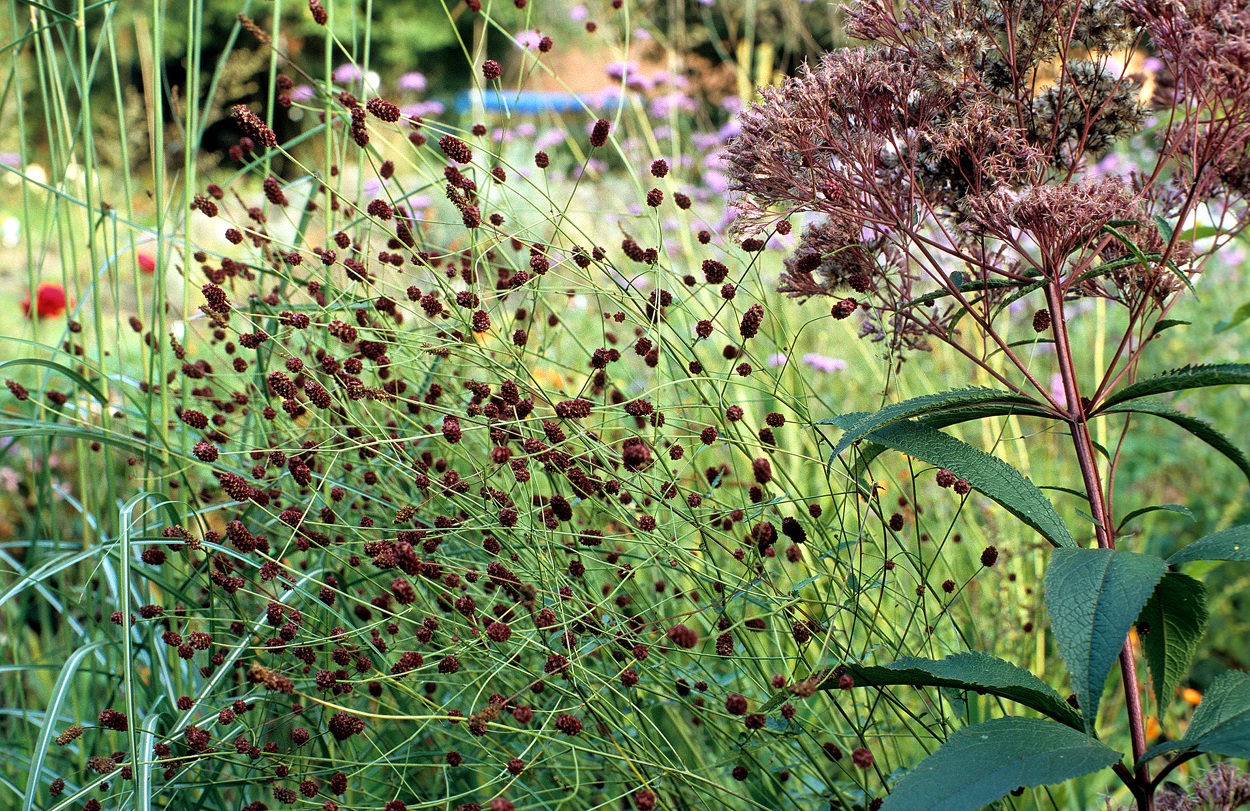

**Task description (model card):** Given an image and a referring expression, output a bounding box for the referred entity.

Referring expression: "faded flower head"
[721,0,1244,354]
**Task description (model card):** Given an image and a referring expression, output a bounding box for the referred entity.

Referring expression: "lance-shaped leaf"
[830,388,1041,460]
[1098,400,1250,485]
[881,716,1121,811]
[839,651,1083,730]
[828,418,1073,548]
[1046,548,1167,734]
[1168,524,1250,566]
[1139,670,1250,763]
[1099,363,1250,410]
[825,403,1058,494]
[1136,573,1208,711]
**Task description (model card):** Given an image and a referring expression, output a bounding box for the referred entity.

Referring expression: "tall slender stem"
[1045,281,1153,810]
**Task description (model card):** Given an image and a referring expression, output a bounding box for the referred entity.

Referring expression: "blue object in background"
[453,89,625,116]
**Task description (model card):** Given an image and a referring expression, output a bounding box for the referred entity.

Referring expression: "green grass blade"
[21,640,107,811]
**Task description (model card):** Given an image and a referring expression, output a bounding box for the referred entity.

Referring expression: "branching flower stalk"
[727,0,1250,807]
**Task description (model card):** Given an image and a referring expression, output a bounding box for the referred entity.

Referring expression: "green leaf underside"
[1214,301,1250,333]
[840,651,1082,730]
[1099,401,1250,485]
[1139,670,1250,763]
[1136,573,1209,711]
[881,717,1120,811]
[830,388,1040,460]
[828,416,1074,548]
[1099,364,1250,410]
[1168,524,1250,566]
[1045,548,1167,734]
[901,276,1037,310]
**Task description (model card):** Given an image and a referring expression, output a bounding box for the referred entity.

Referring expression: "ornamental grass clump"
[0,3,949,810]
[727,1,1250,809]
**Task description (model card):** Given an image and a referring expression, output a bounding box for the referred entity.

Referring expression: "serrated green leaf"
[829,418,1073,548]
[1168,524,1250,566]
[830,389,1040,460]
[1139,670,1250,763]
[1118,504,1195,533]
[1150,319,1190,338]
[1100,364,1250,410]
[1045,548,1167,734]
[1136,573,1208,711]
[825,403,1057,502]
[1098,400,1250,485]
[881,717,1121,811]
[839,651,1082,730]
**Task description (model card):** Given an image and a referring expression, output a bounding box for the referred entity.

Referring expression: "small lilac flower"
[1049,373,1065,403]
[516,122,538,138]
[633,28,652,40]
[607,61,638,81]
[704,170,730,194]
[717,118,743,140]
[516,30,543,50]
[0,152,20,166]
[627,74,654,93]
[569,5,588,21]
[803,354,847,372]
[650,93,697,118]
[398,72,427,92]
[536,128,566,150]
[333,63,363,83]
[362,177,388,196]
[291,85,315,103]
[767,353,789,367]
[405,100,445,117]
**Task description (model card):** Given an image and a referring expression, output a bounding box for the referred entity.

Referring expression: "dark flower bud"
[589,119,610,147]
[740,304,764,338]
[439,135,473,164]
[366,97,401,122]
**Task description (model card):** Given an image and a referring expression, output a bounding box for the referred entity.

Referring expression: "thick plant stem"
[1045,283,1153,811]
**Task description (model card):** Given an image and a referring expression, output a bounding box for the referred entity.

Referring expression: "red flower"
[137,251,157,274]
[22,282,69,320]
